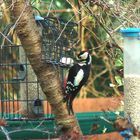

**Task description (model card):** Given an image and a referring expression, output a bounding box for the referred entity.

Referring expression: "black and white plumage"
[64,51,92,115]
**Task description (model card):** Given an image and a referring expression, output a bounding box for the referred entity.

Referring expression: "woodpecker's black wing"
[65,64,84,95]
[65,63,91,114]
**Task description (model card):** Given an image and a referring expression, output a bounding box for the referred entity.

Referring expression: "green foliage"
[115,49,123,67]
[115,76,123,87]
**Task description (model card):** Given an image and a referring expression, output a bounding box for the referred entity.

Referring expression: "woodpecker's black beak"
[77,55,81,59]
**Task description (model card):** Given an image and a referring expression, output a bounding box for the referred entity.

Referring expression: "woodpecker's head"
[77,51,92,65]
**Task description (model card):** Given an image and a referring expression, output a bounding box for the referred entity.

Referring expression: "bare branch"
[0,31,14,45]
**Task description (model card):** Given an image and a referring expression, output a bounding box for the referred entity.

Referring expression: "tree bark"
[5,0,83,139]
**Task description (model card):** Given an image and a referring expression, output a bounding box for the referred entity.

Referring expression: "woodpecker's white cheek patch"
[74,69,84,86]
[80,52,88,59]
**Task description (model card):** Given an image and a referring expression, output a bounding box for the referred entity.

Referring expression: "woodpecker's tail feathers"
[63,94,68,103]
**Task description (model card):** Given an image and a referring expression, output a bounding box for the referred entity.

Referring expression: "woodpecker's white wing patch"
[74,69,84,86]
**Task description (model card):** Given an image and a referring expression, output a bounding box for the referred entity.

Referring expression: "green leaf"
[115,76,123,86]
[115,58,123,67]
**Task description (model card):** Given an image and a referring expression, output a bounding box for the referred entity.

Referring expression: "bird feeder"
[35,16,77,67]
[120,28,140,131]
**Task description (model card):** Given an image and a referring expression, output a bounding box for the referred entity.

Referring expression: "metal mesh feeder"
[36,16,78,67]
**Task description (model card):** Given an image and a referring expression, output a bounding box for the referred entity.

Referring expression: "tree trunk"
[5,0,83,139]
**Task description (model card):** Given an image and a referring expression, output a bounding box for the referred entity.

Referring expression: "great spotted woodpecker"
[64,51,92,115]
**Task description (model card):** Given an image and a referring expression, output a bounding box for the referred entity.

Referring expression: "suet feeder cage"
[36,16,78,67]
[120,28,140,128]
